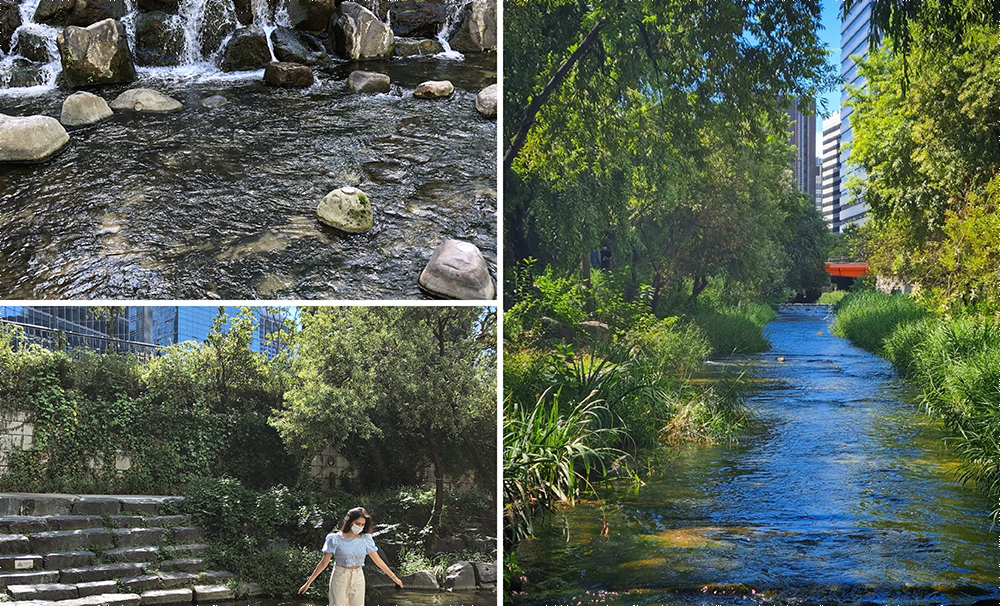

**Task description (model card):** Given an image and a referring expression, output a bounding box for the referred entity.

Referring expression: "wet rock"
[201,94,227,107]
[0,0,21,54]
[418,240,495,300]
[475,83,496,117]
[364,570,395,589]
[136,0,178,12]
[328,1,393,60]
[443,561,475,590]
[347,70,389,92]
[263,61,313,86]
[16,30,54,63]
[232,0,251,25]
[57,19,136,88]
[399,570,438,590]
[414,79,452,98]
[200,0,237,58]
[472,561,496,586]
[134,11,184,66]
[393,37,442,56]
[34,0,125,27]
[316,186,374,233]
[61,91,113,126]
[448,0,495,52]
[285,0,336,31]
[388,0,450,38]
[270,27,328,64]
[7,58,49,87]
[219,24,270,71]
[110,88,182,112]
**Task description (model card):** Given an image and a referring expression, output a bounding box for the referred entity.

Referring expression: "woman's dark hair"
[340,507,373,534]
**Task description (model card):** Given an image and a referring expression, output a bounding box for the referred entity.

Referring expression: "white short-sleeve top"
[322,532,377,567]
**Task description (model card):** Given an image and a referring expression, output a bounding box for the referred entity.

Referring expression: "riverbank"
[832,290,1000,519]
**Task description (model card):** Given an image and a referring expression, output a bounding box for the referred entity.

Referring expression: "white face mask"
[351,523,364,535]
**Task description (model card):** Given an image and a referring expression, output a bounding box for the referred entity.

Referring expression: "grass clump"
[691,303,776,355]
[831,290,929,353]
[817,290,848,306]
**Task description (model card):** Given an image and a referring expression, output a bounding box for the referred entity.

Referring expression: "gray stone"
[112,528,166,549]
[48,516,103,531]
[328,1,393,60]
[475,83,496,117]
[164,544,208,558]
[393,37,442,56]
[388,0,450,38]
[139,589,192,605]
[16,30,53,63]
[6,58,49,88]
[134,11,184,66]
[237,582,263,596]
[0,570,59,588]
[110,89,182,112]
[418,240,495,300]
[271,27,328,64]
[143,516,188,528]
[135,0,178,13]
[44,552,95,570]
[61,92,114,127]
[285,0,336,31]
[0,554,43,571]
[19,496,73,517]
[119,499,165,517]
[8,583,79,601]
[101,547,158,563]
[192,585,232,601]
[76,580,117,596]
[107,516,145,529]
[30,529,113,554]
[316,186,374,233]
[0,496,22,517]
[0,517,49,534]
[0,0,21,54]
[34,0,125,27]
[263,61,313,86]
[399,570,438,590]
[365,569,395,589]
[448,0,495,52]
[577,320,610,345]
[197,571,233,582]
[347,70,389,92]
[472,561,496,585]
[198,0,236,58]
[60,563,146,584]
[121,574,160,592]
[219,25,270,72]
[200,95,227,108]
[0,115,69,163]
[443,561,475,590]
[0,534,31,555]
[413,79,453,98]
[62,593,141,606]
[157,559,203,573]
[57,18,136,88]
[157,572,197,588]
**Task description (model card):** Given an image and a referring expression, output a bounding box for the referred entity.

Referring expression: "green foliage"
[817,291,849,306]
[397,547,493,583]
[691,303,776,355]
[831,291,929,353]
[620,317,711,377]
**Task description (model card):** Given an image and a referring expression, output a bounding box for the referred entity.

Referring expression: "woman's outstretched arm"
[299,552,333,594]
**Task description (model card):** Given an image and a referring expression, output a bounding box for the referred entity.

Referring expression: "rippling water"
[516,305,1000,606]
[239,589,494,606]
[0,56,496,299]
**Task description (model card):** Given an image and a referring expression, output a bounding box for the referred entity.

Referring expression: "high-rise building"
[0,306,141,354]
[127,307,289,357]
[819,112,843,232]
[788,98,817,199]
[839,0,874,228]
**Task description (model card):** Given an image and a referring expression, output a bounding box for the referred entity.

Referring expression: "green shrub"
[621,317,712,377]
[692,303,776,355]
[831,291,928,353]
[817,290,848,306]
[502,346,554,405]
[882,318,933,376]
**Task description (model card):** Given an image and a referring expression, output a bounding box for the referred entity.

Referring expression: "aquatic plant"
[831,290,929,353]
[691,302,776,355]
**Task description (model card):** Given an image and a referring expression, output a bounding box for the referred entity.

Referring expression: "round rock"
[61,91,113,126]
[110,88,182,112]
[263,61,314,87]
[316,186,374,233]
[347,70,389,92]
[0,114,70,163]
[475,83,496,117]
[414,80,453,98]
[201,95,227,107]
[418,239,494,300]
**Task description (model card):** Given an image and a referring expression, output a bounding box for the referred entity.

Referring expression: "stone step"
[162,544,207,558]
[198,571,234,583]
[60,563,147,584]
[112,529,166,549]
[0,494,183,519]
[46,517,102,532]
[45,552,95,570]
[30,530,113,554]
[0,570,59,588]
[143,517,189,529]
[121,572,200,593]
[107,517,145,529]
[76,580,117,597]
[167,528,202,545]
[0,518,50,534]
[14,592,143,606]
[156,559,203,574]
[139,588,192,605]
[0,554,43,571]
[101,547,159,564]
[0,535,31,555]
[8,582,78,601]
[193,585,232,602]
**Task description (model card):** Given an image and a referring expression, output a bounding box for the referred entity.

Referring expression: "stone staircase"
[0,494,251,606]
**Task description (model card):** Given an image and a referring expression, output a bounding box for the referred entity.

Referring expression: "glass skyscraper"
[839,0,873,230]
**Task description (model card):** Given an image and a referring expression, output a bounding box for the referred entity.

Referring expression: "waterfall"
[434,0,467,61]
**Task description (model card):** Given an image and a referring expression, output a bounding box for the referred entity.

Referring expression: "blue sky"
[817,0,842,135]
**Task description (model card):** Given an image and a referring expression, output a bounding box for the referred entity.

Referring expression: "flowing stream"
[516,305,1000,606]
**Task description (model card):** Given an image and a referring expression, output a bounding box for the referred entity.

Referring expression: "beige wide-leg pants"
[328,565,365,606]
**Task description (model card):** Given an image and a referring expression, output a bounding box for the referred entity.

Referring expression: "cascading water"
[434,0,468,61]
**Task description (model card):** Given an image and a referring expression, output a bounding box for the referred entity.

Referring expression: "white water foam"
[433,0,467,62]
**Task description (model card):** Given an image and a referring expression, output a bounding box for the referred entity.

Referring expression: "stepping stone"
[414,80,454,98]
[44,552,95,570]
[121,575,160,592]
[158,572,196,588]
[108,516,144,529]
[60,563,146,584]
[8,583,78,601]
[0,570,59,588]
[163,544,207,558]
[31,529,113,554]
[143,517,188,529]
[0,535,30,555]
[140,588,192,605]
[48,516,102,531]
[168,527,201,544]
[417,239,495,300]
[112,528,165,549]
[110,89,182,113]
[61,91,113,127]
[316,186,374,233]
[0,554,42,571]
[72,498,120,516]
[347,70,390,92]
[193,585,232,601]
[157,559,203,573]
[0,517,49,534]
[0,115,70,163]
[76,580,117,596]
[263,62,313,87]
[101,547,158,563]
[475,83,497,117]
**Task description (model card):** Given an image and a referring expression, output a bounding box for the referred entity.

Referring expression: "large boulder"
[285,0,335,31]
[263,61,313,86]
[57,19,136,88]
[418,240,495,300]
[475,83,496,117]
[393,37,441,56]
[443,561,476,590]
[448,0,495,52]
[16,30,55,63]
[136,0,178,12]
[399,570,438,591]
[34,0,125,27]
[0,114,70,163]
[270,27,328,64]
[328,1,393,60]
[0,0,21,54]
[199,0,237,58]
[388,0,450,38]
[219,25,270,72]
[472,561,496,586]
[347,70,389,92]
[134,11,184,66]
[316,186,374,233]
[61,91,113,126]
[110,88,182,111]
[414,79,452,98]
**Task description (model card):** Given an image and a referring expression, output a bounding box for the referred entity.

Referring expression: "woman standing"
[298,507,404,606]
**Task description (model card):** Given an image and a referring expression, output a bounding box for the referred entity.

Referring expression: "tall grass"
[831,291,929,353]
[817,290,848,306]
[692,303,776,355]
